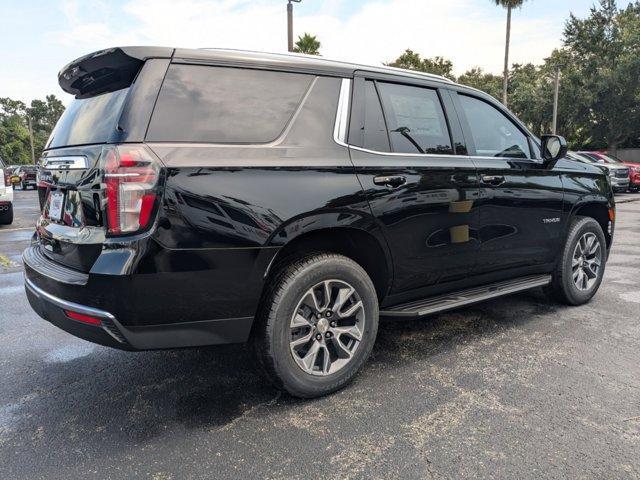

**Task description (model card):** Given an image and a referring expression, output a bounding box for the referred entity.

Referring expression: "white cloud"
[51,0,562,75]
[3,0,566,102]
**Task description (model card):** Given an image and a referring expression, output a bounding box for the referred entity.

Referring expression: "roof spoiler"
[58,46,174,98]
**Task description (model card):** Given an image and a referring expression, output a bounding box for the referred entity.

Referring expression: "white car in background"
[0,157,14,225]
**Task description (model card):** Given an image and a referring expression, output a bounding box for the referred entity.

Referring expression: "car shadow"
[3,288,561,452]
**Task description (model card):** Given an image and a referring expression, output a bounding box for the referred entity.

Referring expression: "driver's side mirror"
[541,134,568,164]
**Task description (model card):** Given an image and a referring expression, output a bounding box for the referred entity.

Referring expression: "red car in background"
[581,152,640,192]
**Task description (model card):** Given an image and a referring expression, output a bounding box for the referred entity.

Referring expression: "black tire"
[251,253,379,398]
[547,216,607,305]
[0,204,13,225]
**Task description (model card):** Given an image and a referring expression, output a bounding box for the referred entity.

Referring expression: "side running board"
[380,274,552,318]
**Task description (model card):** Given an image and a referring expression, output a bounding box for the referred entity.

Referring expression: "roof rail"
[197,47,456,84]
[375,65,455,83]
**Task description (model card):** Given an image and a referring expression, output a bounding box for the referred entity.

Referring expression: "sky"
[0,0,632,104]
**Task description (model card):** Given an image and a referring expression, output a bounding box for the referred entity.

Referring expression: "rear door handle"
[480,174,506,186]
[373,175,406,188]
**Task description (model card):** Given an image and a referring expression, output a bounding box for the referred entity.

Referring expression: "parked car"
[0,157,14,224]
[576,151,630,192]
[24,47,615,398]
[13,165,37,190]
[598,152,640,192]
[5,166,20,189]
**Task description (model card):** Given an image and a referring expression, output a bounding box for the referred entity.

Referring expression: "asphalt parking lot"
[1,189,640,479]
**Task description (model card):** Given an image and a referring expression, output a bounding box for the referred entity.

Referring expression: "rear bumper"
[0,187,13,203]
[23,244,254,351]
[25,277,133,350]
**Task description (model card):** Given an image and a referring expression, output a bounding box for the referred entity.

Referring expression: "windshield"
[569,152,597,163]
[576,152,605,163]
[46,88,129,149]
[599,153,624,164]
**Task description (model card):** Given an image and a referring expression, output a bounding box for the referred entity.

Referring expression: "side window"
[377,82,453,155]
[458,94,530,159]
[362,81,390,152]
[147,65,313,143]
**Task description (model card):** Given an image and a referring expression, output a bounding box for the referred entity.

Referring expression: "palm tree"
[494,0,526,106]
[293,33,321,55]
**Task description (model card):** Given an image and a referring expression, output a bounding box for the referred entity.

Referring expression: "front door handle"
[373,175,406,188]
[480,174,506,186]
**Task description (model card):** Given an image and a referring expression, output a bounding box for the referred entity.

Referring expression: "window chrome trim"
[348,144,469,159]
[333,78,351,147]
[332,77,542,163]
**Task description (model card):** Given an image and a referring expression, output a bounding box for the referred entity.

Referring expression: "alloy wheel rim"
[572,232,602,291]
[289,279,365,376]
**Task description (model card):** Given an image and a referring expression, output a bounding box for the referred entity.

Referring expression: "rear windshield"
[147,65,313,144]
[47,88,129,149]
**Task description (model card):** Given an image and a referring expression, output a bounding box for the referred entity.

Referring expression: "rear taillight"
[101,144,161,235]
[2,169,9,187]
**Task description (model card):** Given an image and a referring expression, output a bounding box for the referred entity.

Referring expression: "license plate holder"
[49,191,65,221]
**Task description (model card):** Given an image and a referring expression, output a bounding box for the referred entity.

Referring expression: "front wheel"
[547,216,607,305]
[251,253,379,398]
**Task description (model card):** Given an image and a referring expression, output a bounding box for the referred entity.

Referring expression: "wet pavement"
[1,189,640,479]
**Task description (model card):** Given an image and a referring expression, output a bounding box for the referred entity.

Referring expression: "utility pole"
[552,64,562,135]
[287,0,301,52]
[502,5,512,106]
[27,115,36,164]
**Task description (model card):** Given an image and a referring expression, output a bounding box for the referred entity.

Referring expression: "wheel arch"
[264,225,393,302]
[569,201,613,250]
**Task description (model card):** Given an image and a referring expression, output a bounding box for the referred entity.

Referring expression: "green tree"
[385,49,456,80]
[27,95,65,159]
[293,33,321,55]
[0,95,65,164]
[494,0,527,106]
[561,0,640,152]
[457,68,503,99]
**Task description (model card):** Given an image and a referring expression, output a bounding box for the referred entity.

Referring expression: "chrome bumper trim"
[24,277,125,343]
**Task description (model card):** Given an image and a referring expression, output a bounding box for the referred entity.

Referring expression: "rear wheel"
[547,216,607,305]
[251,253,379,398]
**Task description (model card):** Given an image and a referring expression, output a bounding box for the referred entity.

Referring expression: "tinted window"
[363,81,390,152]
[377,82,452,155]
[148,65,312,143]
[47,88,128,148]
[459,95,530,159]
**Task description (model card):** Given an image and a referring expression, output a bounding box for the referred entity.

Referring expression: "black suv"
[24,47,614,398]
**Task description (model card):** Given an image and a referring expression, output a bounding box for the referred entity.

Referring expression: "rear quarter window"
[147,65,313,144]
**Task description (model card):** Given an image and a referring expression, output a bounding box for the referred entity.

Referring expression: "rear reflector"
[64,310,102,326]
[101,144,161,235]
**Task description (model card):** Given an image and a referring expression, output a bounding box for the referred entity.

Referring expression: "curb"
[617,197,640,204]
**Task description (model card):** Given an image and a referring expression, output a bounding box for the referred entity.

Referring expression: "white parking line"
[0,227,33,233]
